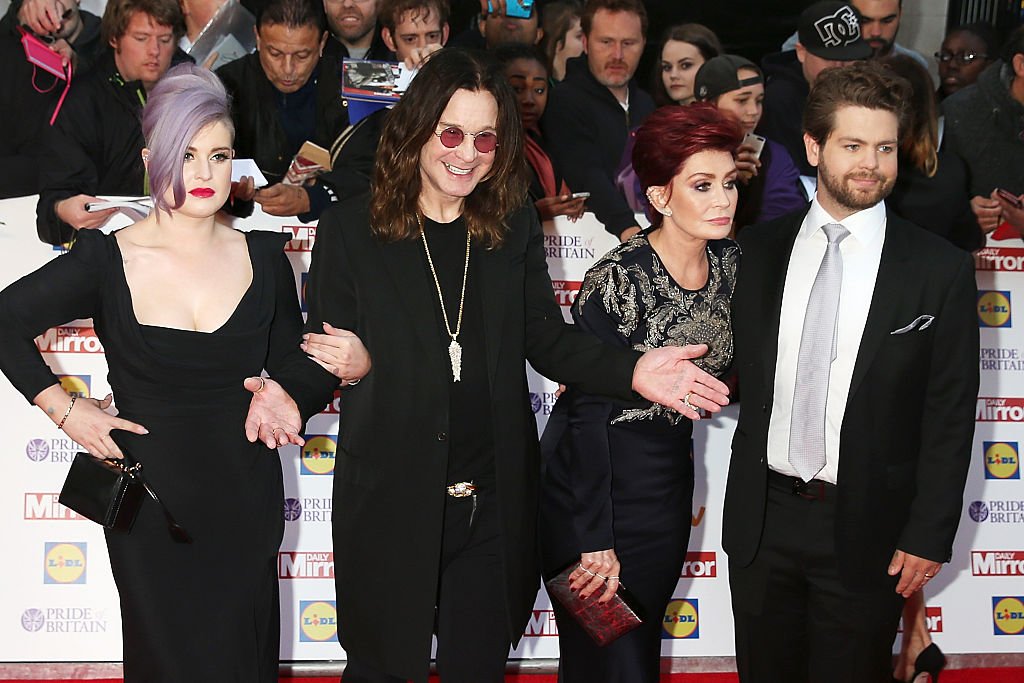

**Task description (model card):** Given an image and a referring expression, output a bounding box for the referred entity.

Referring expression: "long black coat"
[293,198,640,681]
[723,210,979,591]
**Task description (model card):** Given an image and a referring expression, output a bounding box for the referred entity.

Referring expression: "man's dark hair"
[1004,24,1024,63]
[803,61,911,145]
[257,0,327,32]
[379,0,449,33]
[101,0,184,44]
[580,0,647,37]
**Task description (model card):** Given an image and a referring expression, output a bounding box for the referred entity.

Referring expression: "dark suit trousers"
[729,474,905,683]
[341,491,510,683]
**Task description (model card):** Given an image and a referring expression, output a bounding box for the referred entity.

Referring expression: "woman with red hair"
[539,103,743,682]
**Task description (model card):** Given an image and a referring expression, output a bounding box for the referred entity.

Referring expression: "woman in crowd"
[282,48,729,683]
[540,104,742,683]
[693,54,806,230]
[653,23,722,106]
[539,0,583,82]
[0,64,355,681]
[496,43,585,221]
[885,54,981,252]
[936,22,998,100]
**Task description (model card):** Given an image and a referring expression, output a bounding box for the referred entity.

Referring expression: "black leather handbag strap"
[119,454,192,544]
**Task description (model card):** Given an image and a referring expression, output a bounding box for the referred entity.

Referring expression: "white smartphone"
[741,132,766,159]
[571,192,590,199]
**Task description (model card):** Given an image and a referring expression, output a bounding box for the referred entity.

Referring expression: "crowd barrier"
[0,195,1021,662]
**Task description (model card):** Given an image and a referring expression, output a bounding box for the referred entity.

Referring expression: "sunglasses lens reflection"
[438,127,498,154]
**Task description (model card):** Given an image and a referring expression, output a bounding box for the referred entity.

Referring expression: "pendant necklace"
[418,213,470,382]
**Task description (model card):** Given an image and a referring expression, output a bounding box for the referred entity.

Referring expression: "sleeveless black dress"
[0,229,328,682]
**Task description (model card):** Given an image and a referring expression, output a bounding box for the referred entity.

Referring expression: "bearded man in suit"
[723,61,979,683]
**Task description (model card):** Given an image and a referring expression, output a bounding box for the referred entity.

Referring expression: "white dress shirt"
[766,196,887,484]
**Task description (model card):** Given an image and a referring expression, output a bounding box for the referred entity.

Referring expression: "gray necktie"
[789,223,850,482]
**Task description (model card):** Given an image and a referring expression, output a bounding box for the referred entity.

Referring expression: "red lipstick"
[189,188,215,198]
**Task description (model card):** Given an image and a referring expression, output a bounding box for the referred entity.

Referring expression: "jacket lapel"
[847,215,913,400]
[759,216,804,391]
[477,239,510,389]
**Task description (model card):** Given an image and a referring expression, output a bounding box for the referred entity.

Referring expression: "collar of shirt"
[799,194,887,251]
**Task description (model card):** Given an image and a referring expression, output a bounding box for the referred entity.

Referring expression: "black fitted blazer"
[722,209,979,591]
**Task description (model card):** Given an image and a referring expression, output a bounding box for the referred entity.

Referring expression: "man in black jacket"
[35,0,185,245]
[758,1,871,177]
[541,0,652,241]
[217,0,348,221]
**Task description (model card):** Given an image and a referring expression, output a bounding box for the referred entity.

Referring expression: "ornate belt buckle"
[446,481,476,498]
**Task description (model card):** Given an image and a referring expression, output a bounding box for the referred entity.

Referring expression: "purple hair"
[142,63,233,216]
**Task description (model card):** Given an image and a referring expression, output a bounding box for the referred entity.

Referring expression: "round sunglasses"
[433,126,499,154]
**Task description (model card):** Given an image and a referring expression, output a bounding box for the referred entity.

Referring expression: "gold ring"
[256,377,266,393]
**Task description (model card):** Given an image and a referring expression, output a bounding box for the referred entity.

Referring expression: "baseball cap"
[694,55,763,102]
[797,1,873,61]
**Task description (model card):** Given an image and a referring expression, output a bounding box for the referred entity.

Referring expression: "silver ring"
[594,572,607,580]
[923,573,933,578]
[256,376,266,393]
[682,392,697,412]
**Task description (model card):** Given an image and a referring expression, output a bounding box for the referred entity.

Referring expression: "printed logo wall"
[1,201,1023,663]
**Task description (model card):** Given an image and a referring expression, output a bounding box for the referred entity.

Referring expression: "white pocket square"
[890,315,935,335]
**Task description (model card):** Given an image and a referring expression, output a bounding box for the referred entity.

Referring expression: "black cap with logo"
[797,1,873,61]
[694,55,763,102]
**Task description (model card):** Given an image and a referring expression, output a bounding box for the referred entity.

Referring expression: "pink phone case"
[20,29,67,80]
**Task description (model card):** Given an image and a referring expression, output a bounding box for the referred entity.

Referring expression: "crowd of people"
[0,0,1021,681]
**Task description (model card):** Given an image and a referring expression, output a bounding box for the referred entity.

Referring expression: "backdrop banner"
[1,196,1021,662]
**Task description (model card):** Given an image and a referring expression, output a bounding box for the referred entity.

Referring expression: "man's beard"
[818,152,895,213]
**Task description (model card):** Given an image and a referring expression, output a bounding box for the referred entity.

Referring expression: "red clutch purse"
[545,563,643,646]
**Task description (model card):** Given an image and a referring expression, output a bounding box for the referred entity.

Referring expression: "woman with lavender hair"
[0,63,354,681]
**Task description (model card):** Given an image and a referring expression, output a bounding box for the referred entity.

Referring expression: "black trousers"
[341,491,511,683]
[729,474,905,683]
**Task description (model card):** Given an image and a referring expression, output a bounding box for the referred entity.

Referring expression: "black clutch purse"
[59,452,191,543]
[545,563,643,646]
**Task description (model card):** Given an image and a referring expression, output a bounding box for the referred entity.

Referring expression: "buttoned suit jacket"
[722,208,979,591]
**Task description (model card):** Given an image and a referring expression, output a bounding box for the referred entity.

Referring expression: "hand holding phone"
[996,188,1023,209]
[740,132,766,160]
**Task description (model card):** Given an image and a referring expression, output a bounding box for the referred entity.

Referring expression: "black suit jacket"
[295,197,640,680]
[723,208,979,591]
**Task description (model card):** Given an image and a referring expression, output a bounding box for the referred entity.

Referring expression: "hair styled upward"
[803,61,911,146]
[142,63,234,217]
[631,103,743,230]
[371,48,527,247]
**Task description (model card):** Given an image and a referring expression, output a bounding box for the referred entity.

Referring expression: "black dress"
[539,233,738,683]
[0,229,326,682]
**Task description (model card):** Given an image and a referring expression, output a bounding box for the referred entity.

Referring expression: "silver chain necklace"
[417,213,471,382]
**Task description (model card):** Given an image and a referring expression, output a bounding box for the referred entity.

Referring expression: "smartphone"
[488,0,535,19]
[741,132,766,160]
[996,188,1023,209]
[571,192,590,199]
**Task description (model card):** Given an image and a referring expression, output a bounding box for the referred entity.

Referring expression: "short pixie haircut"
[632,103,743,229]
[142,63,234,216]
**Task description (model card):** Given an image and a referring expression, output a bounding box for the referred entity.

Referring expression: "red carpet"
[6,671,1021,682]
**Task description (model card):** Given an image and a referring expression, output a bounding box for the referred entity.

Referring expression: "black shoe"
[911,642,946,682]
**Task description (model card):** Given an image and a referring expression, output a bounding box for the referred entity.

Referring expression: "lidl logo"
[993,596,1024,635]
[984,442,1021,480]
[57,375,90,398]
[44,542,86,584]
[299,600,338,642]
[979,291,1012,328]
[662,598,699,639]
[300,435,337,475]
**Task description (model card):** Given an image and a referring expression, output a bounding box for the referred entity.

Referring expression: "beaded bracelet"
[57,395,76,430]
